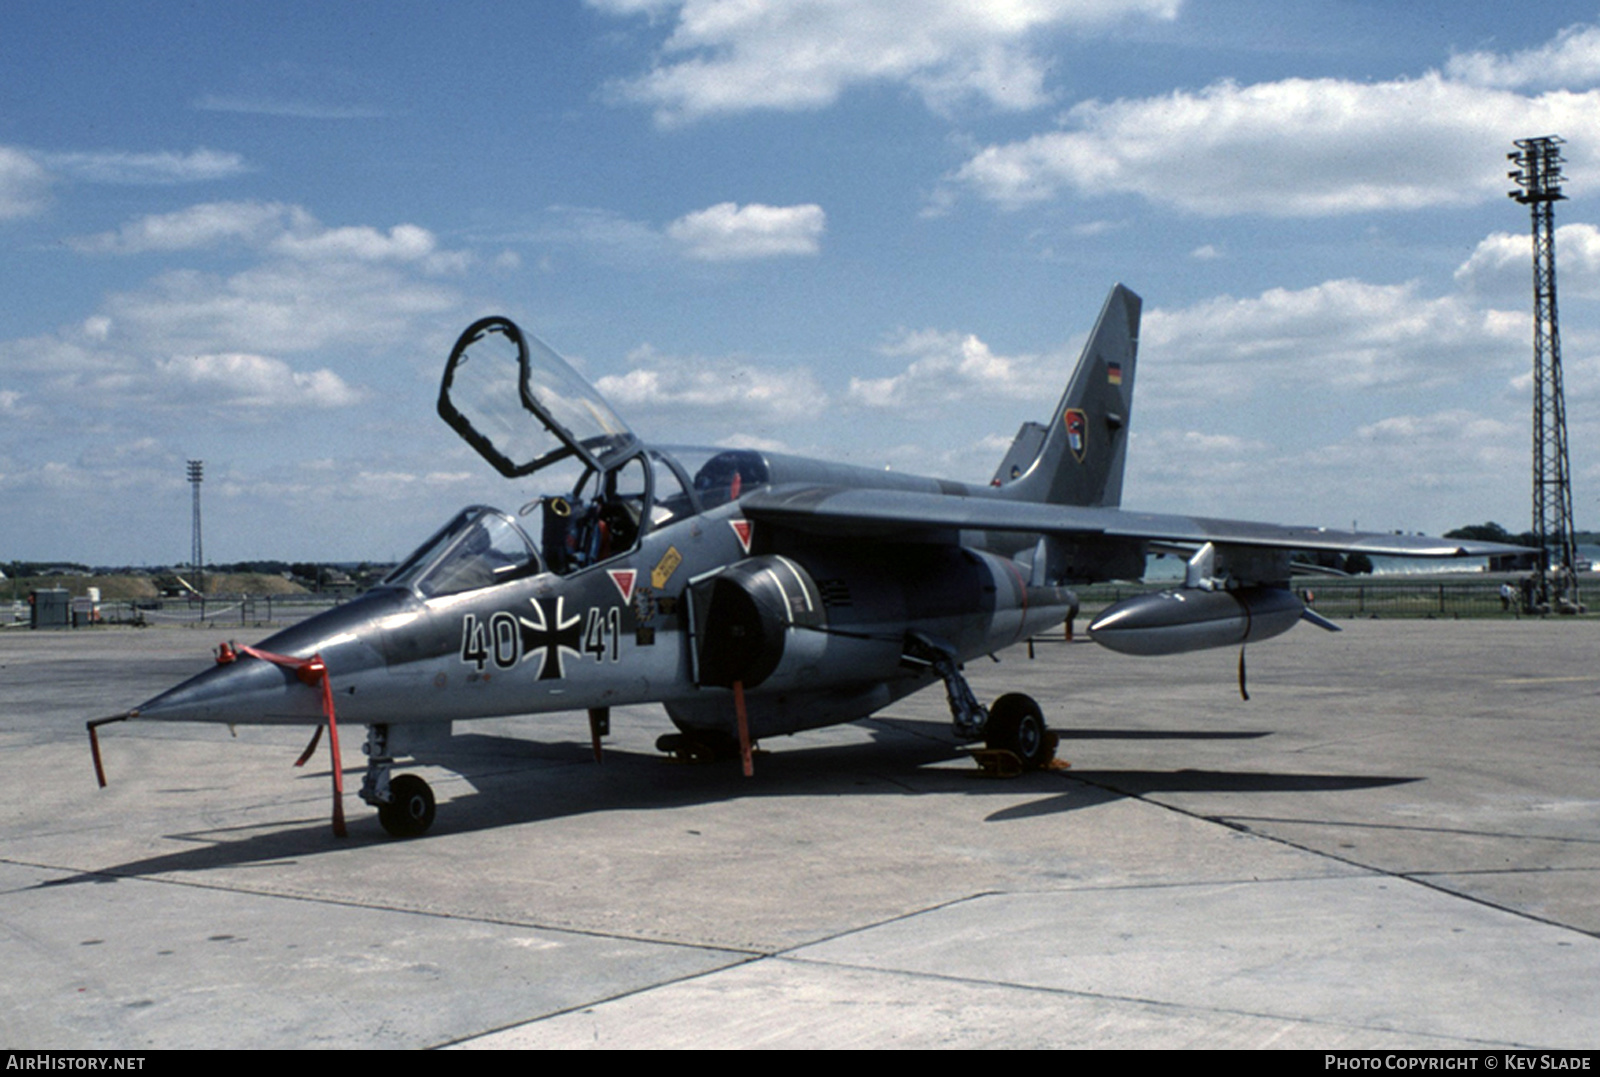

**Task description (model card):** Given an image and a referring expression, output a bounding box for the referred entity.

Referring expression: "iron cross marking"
[518,596,584,680]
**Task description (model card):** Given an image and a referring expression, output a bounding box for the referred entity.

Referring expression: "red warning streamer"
[218,642,347,837]
[733,680,753,778]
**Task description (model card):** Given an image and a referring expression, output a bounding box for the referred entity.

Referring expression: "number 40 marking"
[460,611,520,671]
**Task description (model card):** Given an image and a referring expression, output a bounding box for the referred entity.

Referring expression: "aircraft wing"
[740,485,1525,559]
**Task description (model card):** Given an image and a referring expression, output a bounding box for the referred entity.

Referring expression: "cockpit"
[538,446,770,574]
[382,446,771,597]
[383,316,771,596]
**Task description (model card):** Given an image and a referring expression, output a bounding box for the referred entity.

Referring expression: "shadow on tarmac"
[41,718,1422,885]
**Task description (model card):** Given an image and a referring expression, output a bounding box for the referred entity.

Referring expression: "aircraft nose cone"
[133,589,409,725]
[135,654,327,725]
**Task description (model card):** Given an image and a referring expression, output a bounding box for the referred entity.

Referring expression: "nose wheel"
[377,774,436,838]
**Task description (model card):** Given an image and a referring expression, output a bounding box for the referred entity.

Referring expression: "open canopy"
[438,316,639,479]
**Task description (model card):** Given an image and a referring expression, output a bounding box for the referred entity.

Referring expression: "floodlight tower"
[187,459,204,594]
[1508,136,1579,611]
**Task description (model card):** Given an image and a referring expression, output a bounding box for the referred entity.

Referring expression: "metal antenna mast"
[1508,136,1579,611]
[187,459,204,595]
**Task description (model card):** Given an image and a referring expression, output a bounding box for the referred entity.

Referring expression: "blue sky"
[5,1,1600,565]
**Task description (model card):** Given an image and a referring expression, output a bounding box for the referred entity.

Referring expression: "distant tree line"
[1444,521,1542,547]
[3,559,391,588]
[4,560,91,577]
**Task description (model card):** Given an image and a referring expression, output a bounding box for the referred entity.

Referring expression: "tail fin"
[999,284,1140,507]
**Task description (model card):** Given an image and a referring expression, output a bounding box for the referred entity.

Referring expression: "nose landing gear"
[360,724,438,838]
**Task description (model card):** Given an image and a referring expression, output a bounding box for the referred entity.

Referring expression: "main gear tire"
[984,693,1053,770]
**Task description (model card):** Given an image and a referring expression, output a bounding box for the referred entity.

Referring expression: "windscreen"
[382,505,541,598]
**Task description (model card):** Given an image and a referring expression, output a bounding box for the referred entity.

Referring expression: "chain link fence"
[89,594,343,629]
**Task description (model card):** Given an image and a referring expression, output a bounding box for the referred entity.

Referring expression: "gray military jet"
[92,285,1518,837]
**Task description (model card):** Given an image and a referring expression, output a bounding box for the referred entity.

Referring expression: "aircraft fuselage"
[136,475,1076,743]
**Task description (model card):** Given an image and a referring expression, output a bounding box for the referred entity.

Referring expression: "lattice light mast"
[1508,136,1579,611]
[187,459,204,595]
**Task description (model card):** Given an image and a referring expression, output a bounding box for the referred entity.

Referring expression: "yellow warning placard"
[651,546,682,589]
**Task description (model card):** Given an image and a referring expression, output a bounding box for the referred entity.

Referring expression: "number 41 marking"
[584,606,621,663]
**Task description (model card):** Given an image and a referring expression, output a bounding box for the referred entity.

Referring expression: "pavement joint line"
[1406,865,1600,879]
[724,953,1543,1051]
[428,953,773,1049]
[0,854,768,957]
[438,886,1536,1051]
[430,891,1052,1048]
[1058,774,1600,941]
[1220,812,1600,847]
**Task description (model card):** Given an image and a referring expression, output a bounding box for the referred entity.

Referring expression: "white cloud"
[69,202,309,254]
[594,0,1181,124]
[0,146,50,219]
[268,222,441,264]
[1454,230,1533,286]
[1124,407,1527,533]
[0,329,132,382]
[594,345,824,422]
[1300,410,1524,513]
[502,205,672,269]
[1455,222,1600,301]
[1140,279,1524,400]
[666,202,825,260]
[1446,23,1600,90]
[0,325,368,417]
[155,353,362,408]
[528,203,823,264]
[101,259,460,356]
[950,67,1600,216]
[192,94,386,120]
[0,389,31,418]
[2,199,471,454]
[38,148,248,185]
[69,201,465,271]
[848,327,1053,407]
[1126,428,1275,498]
[714,433,789,453]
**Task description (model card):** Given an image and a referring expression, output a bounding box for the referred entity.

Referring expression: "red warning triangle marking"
[607,569,636,603]
[730,519,752,553]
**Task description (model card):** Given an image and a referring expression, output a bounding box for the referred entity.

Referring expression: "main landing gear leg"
[905,632,988,740]
[904,633,1056,772]
[588,707,609,764]
[360,723,437,838]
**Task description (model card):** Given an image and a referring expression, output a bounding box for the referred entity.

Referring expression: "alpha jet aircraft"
[98,285,1518,837]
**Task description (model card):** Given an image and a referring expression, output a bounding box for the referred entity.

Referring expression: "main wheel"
[378,774,436,838]
[984,693,1053,770]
